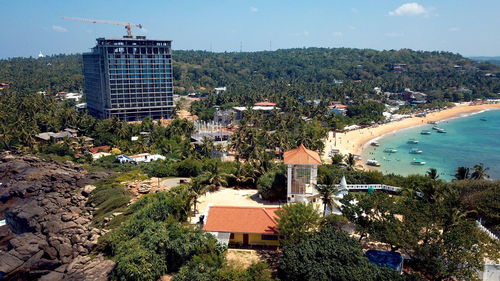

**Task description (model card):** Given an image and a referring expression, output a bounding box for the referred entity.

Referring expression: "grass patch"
[36,153,73,163]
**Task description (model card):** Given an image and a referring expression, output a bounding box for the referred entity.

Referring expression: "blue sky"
[1,0,499,58]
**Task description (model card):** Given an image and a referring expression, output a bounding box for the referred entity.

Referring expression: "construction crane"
[62,16,142,37]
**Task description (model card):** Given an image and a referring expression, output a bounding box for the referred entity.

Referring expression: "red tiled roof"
[203,206,279,234]
[89,145,111,154]
[283,144,322,165]
[254,101,277,106]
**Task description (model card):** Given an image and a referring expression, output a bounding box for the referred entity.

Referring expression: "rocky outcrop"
[0,153,115,280]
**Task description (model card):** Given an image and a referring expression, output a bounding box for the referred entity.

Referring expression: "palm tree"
[454,166,470,180]
[199,136,214,158]
[470,163,489,180]
[345,153,357,171]
[314,173,342,216]
[203,165,230,192]
[455,166,470,180]
[188,177,209,215]
[426,168,439,180]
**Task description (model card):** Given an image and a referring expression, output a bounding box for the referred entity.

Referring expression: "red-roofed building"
[203,206,280,246]
[89,145,111,154]
[254,99,277,107]
[283,144,321,203]
[327,102,348,116]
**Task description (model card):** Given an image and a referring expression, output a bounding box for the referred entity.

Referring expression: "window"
[230,233,235,239]
[261,234,278,240]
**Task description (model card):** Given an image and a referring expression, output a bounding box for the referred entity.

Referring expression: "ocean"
[362,109,500,181]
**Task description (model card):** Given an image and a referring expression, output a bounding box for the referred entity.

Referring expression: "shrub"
[173,158,202,177]
[257,170,287,201]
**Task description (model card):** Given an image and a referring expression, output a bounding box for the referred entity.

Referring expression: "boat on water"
[411,158,426,165]
[383,148,398,153]
[371,141,380,147]
[366,159,381,167]
[480,118,487,121]
[428,121,437,124]
[420,130,431,135]
[437,128,447,134]
[432,126,441,130]
[409,148,423,154]
[407,138,419,144]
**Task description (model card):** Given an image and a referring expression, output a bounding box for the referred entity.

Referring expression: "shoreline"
[323,103,500,169]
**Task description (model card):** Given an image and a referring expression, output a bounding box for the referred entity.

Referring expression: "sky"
[1,0,499,59]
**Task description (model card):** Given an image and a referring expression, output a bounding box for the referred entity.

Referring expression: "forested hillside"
[1,48,499,103]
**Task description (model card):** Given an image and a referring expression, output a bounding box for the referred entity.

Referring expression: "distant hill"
[1,48,499,101]
[468,56,500,66]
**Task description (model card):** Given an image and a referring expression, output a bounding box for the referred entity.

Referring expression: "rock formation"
[0,153,115,280]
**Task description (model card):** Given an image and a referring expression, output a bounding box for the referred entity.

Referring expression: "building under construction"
[83,36,174,121]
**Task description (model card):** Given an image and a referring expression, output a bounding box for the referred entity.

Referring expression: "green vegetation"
[96,184,275,281]
[278,226,406,281]
[88,170,147,227]
[340,184,500,280]
[276,202,321,243]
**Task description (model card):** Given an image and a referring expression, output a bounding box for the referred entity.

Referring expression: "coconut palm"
[199,136,214,158]
[454,166,470,180]
[202,165,230,192]
[426,168,439,180]
[470,163,489,180]
[188,177,209,215]
[345,153,357,171]
[314,173,342,216]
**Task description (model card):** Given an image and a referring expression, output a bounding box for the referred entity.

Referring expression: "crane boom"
[62,16,142,37]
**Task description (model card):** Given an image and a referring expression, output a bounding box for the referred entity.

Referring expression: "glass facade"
[83,37,174,121]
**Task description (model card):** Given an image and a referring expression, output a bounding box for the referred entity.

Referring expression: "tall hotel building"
[83,36,174,121]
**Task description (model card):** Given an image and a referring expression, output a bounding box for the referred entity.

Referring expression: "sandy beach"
[323,102,500,167]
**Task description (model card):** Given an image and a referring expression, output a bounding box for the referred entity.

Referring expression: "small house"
[203,206,280,247]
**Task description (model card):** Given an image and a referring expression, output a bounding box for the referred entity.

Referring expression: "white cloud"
[385,32,404,38]
[389,3,428,16]
[52,25,68,32]
[333,31,343,37]
[250,6,258,12]
[449,27,460,32]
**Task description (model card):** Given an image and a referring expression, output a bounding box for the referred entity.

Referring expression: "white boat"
[437,128,447,134]
[420,130,431,135]
[367,159,381,167]
[407,138,419,144]
[383,148,398,153]
[409,148,423,154]
[432,126,441,130]
[411,158,426,165]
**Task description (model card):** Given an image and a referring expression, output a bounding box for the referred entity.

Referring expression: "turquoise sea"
[362,109,500,181]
